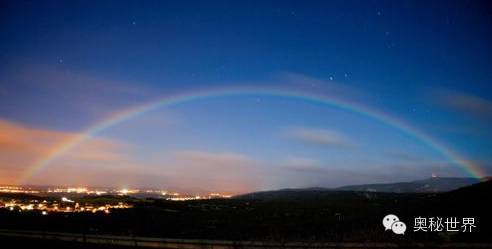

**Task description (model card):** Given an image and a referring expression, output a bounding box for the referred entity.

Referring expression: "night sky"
[1,0,491,193]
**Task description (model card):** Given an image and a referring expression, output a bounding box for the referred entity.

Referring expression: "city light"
[61,197,74,203]
[0,185,234,215]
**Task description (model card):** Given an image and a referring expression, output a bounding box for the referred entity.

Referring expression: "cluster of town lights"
[0,185,233,213]
[0,186,231,215]
[1,197,132,215]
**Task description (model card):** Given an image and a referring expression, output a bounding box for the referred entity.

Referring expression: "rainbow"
[18,86,487,183]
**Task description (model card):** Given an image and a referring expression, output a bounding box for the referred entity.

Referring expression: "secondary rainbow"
[18,86,487,183]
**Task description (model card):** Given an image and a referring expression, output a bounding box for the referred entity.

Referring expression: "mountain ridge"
[236,177,488,199]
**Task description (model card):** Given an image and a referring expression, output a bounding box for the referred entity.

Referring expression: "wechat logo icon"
[383,214,406,235]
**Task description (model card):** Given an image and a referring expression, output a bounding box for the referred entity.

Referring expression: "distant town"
[0,185,232,214]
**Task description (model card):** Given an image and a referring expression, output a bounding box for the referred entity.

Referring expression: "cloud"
[386,151,430,163]
[0,118,135,184]
[271,153,482,188]
[0,62,156,128]
[273,164,386,189]
[0,120,67,156]
[271,156,383,188]
[172,150,251,167]
[0,119,72,180]
[436,89,492,122]
[284,127,354,147]
[276,161,467,189]
[12,63,151,97]
[160,150,261,193]
[61,139,133,163]
[276,72,373,102]
[284,156,320,167]
[2,118,483,192]
[0,119,262,193]
[282,157,327,173]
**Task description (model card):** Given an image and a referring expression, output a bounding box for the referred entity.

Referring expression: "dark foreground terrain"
[2,231,492,249]
[0,180,491,248]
